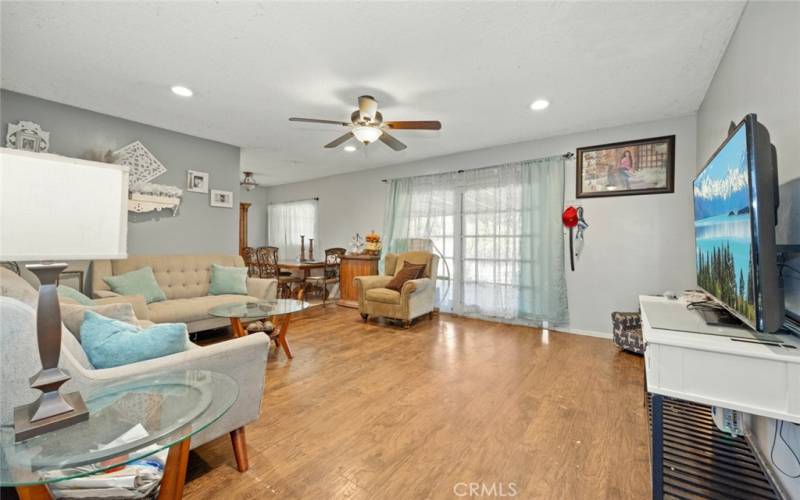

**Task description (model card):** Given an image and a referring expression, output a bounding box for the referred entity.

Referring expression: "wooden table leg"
[276,314,293,359]
[230,427,249,472]
[296,269,311,299]
[159,437,191,500]
[16,485,51,500]
[230,317,246,338]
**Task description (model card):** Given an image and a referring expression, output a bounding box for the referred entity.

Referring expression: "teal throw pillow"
[208,264,248,296]
[57,285,96,306]
[103,266,166,304]
[80,311,189,369]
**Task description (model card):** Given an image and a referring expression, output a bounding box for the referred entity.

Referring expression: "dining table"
[277,261,324,299]
[277,260,325,280]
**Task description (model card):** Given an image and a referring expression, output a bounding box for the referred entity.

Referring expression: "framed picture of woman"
[576,135,675,198]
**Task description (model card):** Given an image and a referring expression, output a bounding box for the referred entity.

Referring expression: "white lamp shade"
[0,148,129,261]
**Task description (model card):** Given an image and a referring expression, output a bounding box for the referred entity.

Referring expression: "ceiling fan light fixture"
[240,171,257,191]
[352,125,383,144]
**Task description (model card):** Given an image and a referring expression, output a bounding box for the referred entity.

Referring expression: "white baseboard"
[436,313,612,339]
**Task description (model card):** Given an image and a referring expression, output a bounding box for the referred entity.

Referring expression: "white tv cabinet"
[640,295,800,499]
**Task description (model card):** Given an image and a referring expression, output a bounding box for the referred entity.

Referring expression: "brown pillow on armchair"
[385,262,427,292]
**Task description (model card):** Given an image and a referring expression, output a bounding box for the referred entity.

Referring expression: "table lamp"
[0,148,129,441]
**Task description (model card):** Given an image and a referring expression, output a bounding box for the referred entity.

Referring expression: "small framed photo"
[210,189,234,208]
[576,135,675,198]
[187,170,209,193]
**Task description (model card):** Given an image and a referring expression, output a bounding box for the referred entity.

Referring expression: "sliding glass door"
[461,183,528,320]
[404,186,457,311]
[383,157,568,326]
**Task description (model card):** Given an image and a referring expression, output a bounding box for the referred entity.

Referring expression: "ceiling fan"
[289,95,441,151]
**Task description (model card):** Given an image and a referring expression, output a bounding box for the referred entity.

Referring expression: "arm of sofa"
[94,294,150,320]
[66,333,269,448]
[246,277,277,300]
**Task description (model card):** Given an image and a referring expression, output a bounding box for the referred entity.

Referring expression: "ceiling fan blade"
[324,132,355,148]
[379,131,407,151]
[385,121,442,130]
[289,117,350,126]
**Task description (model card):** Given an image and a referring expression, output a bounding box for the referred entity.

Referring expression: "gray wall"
[258,114,698,336]
[696,2,800,495]
[239,185,268,248]
[1,90,241,257]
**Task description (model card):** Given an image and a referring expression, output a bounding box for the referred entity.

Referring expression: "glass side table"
[209,299,309,359]
[1,370,237,500]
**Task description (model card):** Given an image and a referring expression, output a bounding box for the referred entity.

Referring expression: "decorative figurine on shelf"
[309,238,314,261]
[364,230,382,256]
[299,235,306,261]
[347,233,364,255]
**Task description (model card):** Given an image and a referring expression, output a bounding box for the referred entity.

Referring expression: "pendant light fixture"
[240,171,258,191]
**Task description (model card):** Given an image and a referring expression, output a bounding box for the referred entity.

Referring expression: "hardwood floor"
[184,306,650,500]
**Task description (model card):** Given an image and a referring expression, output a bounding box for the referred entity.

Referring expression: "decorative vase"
[299,235,306,261]
[309,238,314,261]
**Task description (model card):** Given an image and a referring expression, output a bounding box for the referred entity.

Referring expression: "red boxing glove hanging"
[562,206,579,228]
[562,206,578,272]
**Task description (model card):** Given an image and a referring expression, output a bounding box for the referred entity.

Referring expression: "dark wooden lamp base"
[13,263,89,442]
[14,392,89,442]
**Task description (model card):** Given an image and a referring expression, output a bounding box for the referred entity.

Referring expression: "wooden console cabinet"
[337,255,380,308]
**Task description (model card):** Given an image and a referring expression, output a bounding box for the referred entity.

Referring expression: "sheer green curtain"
[382,156,568,326]
[382,176,414,256]
[518,157,569,325]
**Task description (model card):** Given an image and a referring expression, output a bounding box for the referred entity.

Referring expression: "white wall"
[697,2,800,495]
[260,114,698,335]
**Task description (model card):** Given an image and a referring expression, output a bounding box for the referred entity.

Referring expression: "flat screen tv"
[693,114,783,333]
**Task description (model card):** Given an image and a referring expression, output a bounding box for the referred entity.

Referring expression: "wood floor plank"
[184,307,650,499]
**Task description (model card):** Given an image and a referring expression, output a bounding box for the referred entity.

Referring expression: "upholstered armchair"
[354,251,439,327]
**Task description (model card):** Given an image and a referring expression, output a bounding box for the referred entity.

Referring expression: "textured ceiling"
[1,1,744,186]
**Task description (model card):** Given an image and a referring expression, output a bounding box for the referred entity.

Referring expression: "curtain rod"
[381,152,574,183]
[268,197,319,205]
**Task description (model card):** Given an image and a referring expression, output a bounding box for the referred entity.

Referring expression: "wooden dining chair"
[257,246,300,298]
[304,247,346,306]
[255,246,276,279]
[242,247,259,277]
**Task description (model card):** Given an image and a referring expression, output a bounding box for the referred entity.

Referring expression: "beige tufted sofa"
[354,251,439,328]
[92,255,277,333]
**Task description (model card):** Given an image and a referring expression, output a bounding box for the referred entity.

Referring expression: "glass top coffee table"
[209,299,309,359]
[1,369,237,499]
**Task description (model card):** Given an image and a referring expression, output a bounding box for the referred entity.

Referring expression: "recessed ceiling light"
[530,99,549,111]
[171,85,193,97]
[344,145,357,152]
